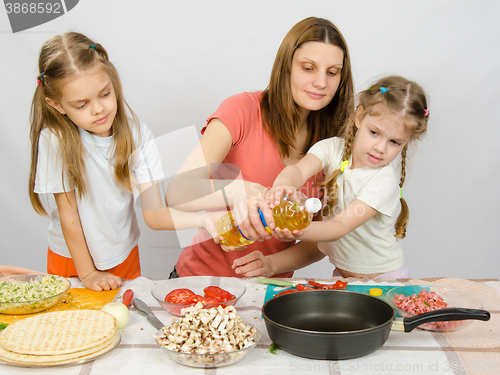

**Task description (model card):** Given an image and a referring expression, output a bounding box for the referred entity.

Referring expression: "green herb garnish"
[0,323,8,332]
[267,342,281,355]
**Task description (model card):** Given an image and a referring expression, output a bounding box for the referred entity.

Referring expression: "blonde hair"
[319,75,429,239]
[29,32,138,216]
[261,17,354,158]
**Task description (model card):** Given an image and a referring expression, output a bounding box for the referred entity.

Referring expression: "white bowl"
[156,326,261,368]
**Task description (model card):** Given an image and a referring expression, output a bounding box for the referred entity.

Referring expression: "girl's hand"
[266,186,296,207]
[272,227,303,242]
[201,211,226,239]
[80,270,124,292]
[201,212,238,252]
[231,251,274,277]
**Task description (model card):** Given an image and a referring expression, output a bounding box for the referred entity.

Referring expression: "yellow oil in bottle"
[272,199,312,231]
[216,195,321,250]
[217,211,254,250]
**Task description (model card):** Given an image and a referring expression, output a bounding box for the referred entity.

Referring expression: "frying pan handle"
[403,308,490,332]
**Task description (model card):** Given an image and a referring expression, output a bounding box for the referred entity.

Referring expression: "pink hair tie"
[424,109,429,117]
[37,72,45,86]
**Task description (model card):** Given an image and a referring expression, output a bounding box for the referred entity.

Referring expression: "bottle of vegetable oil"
[216,211,255,250]
[217,192,321,250]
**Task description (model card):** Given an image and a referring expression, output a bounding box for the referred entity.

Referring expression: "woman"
[169,17,354,278]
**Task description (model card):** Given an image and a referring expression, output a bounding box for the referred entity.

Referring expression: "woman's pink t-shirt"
[175,92,320,277]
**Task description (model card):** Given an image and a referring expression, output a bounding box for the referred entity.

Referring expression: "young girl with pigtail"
[29,32,220,291]
[267,75,429,279]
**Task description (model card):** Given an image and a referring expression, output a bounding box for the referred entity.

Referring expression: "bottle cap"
[305,198,322,213]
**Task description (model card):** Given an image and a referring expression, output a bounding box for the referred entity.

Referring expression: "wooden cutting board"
[0,288,120,325]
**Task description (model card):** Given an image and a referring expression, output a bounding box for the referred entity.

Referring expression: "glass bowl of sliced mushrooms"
[154,303,261,368]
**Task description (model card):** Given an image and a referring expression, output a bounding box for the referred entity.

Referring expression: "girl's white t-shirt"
[34,120,164,270]
[308,137,404,274]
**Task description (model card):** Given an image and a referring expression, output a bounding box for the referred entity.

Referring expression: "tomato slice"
[203,286,236,302]
[165,288,196,304]
[185,294,204,304]
[199,296,220,306]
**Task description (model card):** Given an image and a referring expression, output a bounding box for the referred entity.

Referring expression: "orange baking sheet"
[0,288,120,325]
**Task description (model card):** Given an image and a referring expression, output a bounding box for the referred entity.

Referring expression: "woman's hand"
[80,270,123,292]
[231,251,274,277]
[232,183,273,242]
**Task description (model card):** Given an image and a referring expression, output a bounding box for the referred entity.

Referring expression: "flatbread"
[0,332,120,367]
[0,310,116,355]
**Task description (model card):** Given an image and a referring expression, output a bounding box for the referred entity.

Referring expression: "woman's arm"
[298,199,378,242]
[232,240,326,277]
[54,192,123,291]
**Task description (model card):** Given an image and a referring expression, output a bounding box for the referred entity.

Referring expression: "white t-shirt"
[34,120,164,270]
[308,137,404,274]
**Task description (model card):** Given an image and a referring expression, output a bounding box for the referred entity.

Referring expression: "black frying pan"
[262,290,490,360]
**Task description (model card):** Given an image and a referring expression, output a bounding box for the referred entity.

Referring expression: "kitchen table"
[0,276,498,375]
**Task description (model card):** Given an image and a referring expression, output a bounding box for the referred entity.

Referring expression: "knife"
[132,298,164,330]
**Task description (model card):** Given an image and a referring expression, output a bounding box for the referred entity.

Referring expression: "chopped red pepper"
[275,289,298,297]
[307,280,348,290]
[273,280,348,299]
[332,280,348,289]
[296,284,314,291]
[308,281,328,288]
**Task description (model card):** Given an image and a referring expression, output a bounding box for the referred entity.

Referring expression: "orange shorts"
[47,246,141,280]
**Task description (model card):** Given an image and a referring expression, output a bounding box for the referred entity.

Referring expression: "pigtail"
[28,83,49,215]
[395,146,409,239]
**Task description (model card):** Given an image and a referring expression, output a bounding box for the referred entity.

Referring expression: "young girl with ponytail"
[29,32,218,290]
[267,75,429,279]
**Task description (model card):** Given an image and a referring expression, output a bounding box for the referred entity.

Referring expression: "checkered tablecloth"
[0,276,498,375]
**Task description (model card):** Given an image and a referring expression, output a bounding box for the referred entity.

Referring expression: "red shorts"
[47,246,141,280]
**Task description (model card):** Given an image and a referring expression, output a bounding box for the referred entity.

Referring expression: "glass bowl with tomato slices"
[386,284,484,332]
[152,276,246,316]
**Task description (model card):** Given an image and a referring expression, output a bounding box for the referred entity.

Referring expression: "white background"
[0,0,498,280]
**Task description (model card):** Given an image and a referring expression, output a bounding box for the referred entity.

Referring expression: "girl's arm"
[165,119,272,241]
[139,180,225,236]
[298,199,378,242]
[54,192,123,291]
[268,153,323,206]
